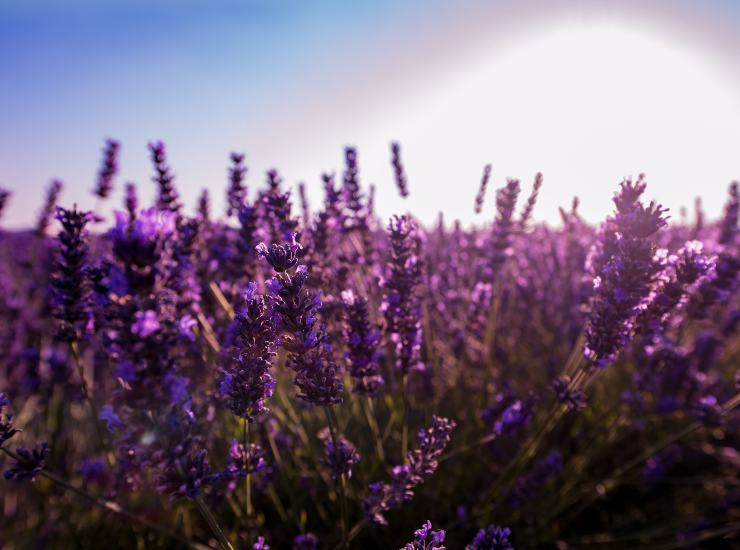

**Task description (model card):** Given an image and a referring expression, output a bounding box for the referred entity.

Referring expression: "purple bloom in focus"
[256,235,302,273]
[220,282,278,420]
[402,520,446,549]
[364,416,456,525]
[584,176,668,366]
[51,205,94,342]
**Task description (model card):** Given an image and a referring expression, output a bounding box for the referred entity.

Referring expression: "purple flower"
[99,404,124,432]
[36,179,63,236]
[383,215,424,375]
[489,179,521,278]
[226,438,267,478]
[131,310,160,337]
[4,443,49,481]
[253,537,270,550]
[342,290,384,396]
[552,376,586,411]
[364,416,456,525]
[390,141,409,198]
[51,205,94,341]
[93,139,120,200]
[148,141,181,214]
[467,525,513,550]
[0,393,19,447]
[256,235,302,273]
[318,428,360,480]
[584,176,668,366]
[402,520,446,549]
[220,283,278,420]
[226,152,248,217]
[293,533,319,550]
[518,172,543,229]
[474,164,492,214]
[341,146,368,231]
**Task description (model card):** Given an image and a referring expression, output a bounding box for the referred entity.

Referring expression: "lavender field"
[0,139,737,549]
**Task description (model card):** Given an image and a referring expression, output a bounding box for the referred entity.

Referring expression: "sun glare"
[290,18,740,226]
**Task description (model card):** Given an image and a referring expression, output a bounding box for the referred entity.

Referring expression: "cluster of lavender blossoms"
[0,139,738,549]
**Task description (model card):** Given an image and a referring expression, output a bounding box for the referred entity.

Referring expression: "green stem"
[243,418,253,518]
[0,447,192,546]
[363,398,385,463]
[401,373,409,463]
[324,407,349,549]
[193,495,235,550]
[69,341,113,469]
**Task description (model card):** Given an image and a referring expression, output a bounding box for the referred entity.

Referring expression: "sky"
[1,0,740,229]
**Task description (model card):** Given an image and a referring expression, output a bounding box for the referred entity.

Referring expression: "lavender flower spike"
[584,176,668,366]
[93,138,120,200]
[466,525,514,550]
[342,290,384,396]
[220,282,278,421]
[36,179,63,236]
[383,215,424,375]
[52,206,94,342]
[402,520,446,550]
[391,141,409,198]
[363,416,456,525]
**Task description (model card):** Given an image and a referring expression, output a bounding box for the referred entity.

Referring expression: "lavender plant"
[0,141,738,550]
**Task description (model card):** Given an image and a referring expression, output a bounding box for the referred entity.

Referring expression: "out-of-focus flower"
[36,179,63,236]
[342,290,384,396]
[391,141,409,198]
[253,537,270,550]
[466,525,514,550]
[148,141,181,214]
[93,139,120,200]
[718,181,738,245]
[226,152,248,217]
[293,533,319,550]
[474,164,492,214]
[4,443,49,481]
[383,215,424,375]
[552,376,586,411]
[318,427,360,480]
[0,393,19,447]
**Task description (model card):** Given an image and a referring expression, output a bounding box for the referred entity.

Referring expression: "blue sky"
[1,0,740,228]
